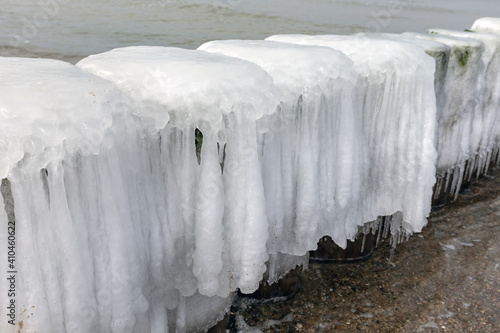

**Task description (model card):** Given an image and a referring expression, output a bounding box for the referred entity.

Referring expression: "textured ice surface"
[471,17,500,34]
[403,32,486,196]
[265,35,437,236]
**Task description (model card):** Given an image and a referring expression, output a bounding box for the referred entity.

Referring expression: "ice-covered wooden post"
[266,34,437,255]
[426,29,500,180]
[403,32,486,203]
[0,58,135,333]
[78,46,281,332]
[199,39,362,271]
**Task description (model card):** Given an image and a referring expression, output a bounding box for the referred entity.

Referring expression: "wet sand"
[231,166,500,332]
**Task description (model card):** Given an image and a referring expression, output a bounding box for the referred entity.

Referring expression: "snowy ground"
[231,166,500,332]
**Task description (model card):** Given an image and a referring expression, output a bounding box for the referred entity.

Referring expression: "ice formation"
[471,17,500,34]
[76,46,284,330]
[265,35,437,236]
[2,17,500,333]
[402,32,487,197]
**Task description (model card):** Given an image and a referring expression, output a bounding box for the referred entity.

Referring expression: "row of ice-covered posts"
[1,17,500,333]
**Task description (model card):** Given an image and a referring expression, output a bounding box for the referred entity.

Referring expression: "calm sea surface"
[0,0,499,62]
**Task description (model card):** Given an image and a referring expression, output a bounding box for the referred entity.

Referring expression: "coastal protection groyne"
[1,17,500,333]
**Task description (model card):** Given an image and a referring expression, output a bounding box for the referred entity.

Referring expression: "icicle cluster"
[264,35,437,234]
[1,17,500,333]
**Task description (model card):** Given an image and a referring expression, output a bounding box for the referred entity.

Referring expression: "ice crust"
[2,18,500,333]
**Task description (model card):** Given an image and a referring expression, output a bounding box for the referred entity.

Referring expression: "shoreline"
[230,166,500,332]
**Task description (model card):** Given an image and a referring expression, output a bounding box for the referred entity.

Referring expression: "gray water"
[0,0,499,62]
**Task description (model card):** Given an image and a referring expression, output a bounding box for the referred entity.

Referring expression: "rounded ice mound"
[0,57,127,178]
[471,17,500,34]
[198,40,357,101]
[77,46,280,131]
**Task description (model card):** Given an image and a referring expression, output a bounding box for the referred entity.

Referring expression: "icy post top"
[427,29,500,61]
[198,40,357,101]
[355,32,451,55]
[0,57,126,179]
[471,17,500,34]
[77,46,280,131]
[265,34,434,76]
[403,32,485,54]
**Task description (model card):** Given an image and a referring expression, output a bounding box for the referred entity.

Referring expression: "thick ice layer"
[199,40,364,253]
[403,32,485,196]
[78,46,282,299]
[427,29,500,179]
[471,17,500,34]
[266,34,437,236]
